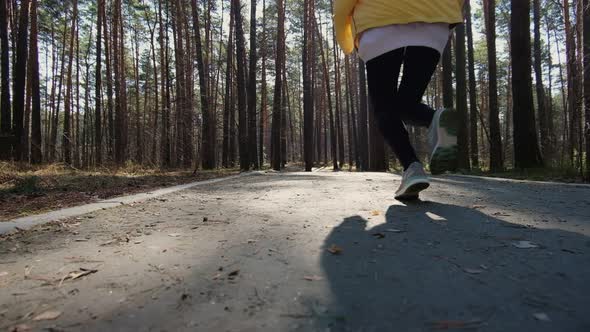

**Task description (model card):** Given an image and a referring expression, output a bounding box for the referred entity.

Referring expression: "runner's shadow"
[312,201,590,331]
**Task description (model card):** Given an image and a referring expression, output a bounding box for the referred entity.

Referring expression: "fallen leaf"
[327,244,343,255]
[561,249,577,254]
[32,310,62,321]
[168,233,182,238]
[464,268,484,274]
[60,268,98,285]
[426,212,447,222]
[372,233,385,239]
[100,239,117,246]
[303,275,324,281]
[385,228,405,233]
[533,312,551,321]
[370,210,380,216]
[493,212,511,216]
[512,241,539,249]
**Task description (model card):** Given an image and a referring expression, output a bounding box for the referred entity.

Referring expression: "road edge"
[0,172,254,235]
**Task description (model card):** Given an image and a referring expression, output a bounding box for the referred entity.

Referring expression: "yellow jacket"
[334,0,465,54]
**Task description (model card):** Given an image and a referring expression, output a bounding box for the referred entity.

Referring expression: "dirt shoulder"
[0,162,240,221]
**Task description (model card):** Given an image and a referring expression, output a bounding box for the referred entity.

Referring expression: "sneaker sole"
[430,109,458,175]
[395,180,430,201]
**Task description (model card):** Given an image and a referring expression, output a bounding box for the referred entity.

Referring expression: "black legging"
[365,46,441,170]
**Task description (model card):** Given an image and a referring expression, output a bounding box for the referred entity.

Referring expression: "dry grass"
[0,162,240,220]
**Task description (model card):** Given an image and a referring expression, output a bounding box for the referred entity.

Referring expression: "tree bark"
[95,0,103,165]
[247,0,258,169]
[103,1,115,161]
[271,0,286,170]
[584,0,590,180]
[315,14,338,171]
[222,9,234,168]
[191,0,214,170]
[0,0,11,159]
[511,0,543,168]
[232,0,249,170]
[484,0,503,171]
[12,0,30,161]
[466,1,479,169]
[29,0,41,164]
[533,0,548,161]
[62,0,77,165]
[303,0,314,171]
[442,40,453,109]
[564,0,580,167]
[358,59,369,171]
[455,24,470,170]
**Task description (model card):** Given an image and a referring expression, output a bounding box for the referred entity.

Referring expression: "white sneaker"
[395,162,430,200]
[428,108,458,175]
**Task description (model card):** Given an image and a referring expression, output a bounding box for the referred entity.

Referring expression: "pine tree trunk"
[511,0,543,168]
[222,9,234,168]
[95,0,103,165]
[271,0,286,171]
[119,1,128,164]
[191,0,214,170]
[564,0,579,167]
[584,0,590,180]
[171,0,185,167]
[358,59,369,171]
[259,0,267,168]
[442,41,453,109]
[533,0,548,161]
[158,0,171,167]
[29,0,41,164]
[113,0,122,165]
[544,12,555,166]
[315,15,338,171]
[74,21,81,167]
[232,0,249,170]
[0,0,11,159]
[142,6,158,166]
[484,0,503,171]
[247,0,258,169]
[466,1,479,169]
[62,0,77,165]
[12,0,30,161]
[455,24,470,170]
[133,26,142,164]
[303,0,314,171]
[103,2,114,161]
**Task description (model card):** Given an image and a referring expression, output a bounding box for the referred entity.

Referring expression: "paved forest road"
[1,171,590,332]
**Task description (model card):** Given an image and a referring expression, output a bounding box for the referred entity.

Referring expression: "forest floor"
[1,170,590,331]
[0,162,240,220]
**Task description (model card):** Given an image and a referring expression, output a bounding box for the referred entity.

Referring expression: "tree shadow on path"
[314,201,590,332]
